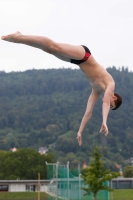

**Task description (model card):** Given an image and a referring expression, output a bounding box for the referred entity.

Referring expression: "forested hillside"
[0,67,132,170]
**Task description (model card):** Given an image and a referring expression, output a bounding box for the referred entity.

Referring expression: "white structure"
[0,180,49,192]
[38,147,48,155]
[127,157,133,166]
[10,147,17,152]
[0,178,133,192]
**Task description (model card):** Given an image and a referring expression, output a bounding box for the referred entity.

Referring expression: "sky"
[0,0,133,72]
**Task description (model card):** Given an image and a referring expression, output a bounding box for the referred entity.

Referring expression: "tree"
[0,68,132,170]
[81,146,119,200]
[0,148,55,180]
[123,166,133,177]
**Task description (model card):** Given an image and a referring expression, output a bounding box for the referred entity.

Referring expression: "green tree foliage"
[123,166,133,177]
[0,148,54,180]
[0,67,132,169]
[81,147,119,200]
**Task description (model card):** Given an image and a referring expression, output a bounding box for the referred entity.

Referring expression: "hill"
[0,67,132,170]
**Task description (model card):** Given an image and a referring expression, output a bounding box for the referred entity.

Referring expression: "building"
[0,180,48,192]
[0,177,133,193]
[38,147,48,155]
[10,147,17,152]
[127,157,133,166]
[110,177,133,189]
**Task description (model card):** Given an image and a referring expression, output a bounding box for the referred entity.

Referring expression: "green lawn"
[0,190,132,200]
[111,189,133,200]
[0,192,48,200]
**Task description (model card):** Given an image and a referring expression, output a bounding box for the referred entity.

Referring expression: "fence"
[46,162,109,200]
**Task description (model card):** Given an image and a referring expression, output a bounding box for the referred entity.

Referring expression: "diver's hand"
[77,131,82,146]
[99,123,108,136]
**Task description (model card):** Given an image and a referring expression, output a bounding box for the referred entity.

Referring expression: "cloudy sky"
[0,0,133,72]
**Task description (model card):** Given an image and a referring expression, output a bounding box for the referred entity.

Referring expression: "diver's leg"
[1,32,85,60]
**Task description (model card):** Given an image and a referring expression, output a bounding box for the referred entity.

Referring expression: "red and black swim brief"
[71,45,91,65]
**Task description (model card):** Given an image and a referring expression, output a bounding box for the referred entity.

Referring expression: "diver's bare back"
[79,55,114,93]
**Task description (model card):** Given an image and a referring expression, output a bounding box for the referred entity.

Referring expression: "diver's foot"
[1,31,22,43]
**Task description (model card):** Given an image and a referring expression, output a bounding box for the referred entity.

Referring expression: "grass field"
[112,189,133,200]
[0,192,48,200]
[0,190,132,200]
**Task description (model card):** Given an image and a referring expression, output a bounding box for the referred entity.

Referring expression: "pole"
[67,161,70,200]
[38,173,40,200]
[78,164,81,200]
[56,162,59,200]
[110,180,114,200]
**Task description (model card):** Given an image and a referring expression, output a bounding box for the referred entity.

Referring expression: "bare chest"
[89,80,105,93]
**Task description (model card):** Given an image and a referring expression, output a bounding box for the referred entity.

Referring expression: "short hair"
[112,93,122,110]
